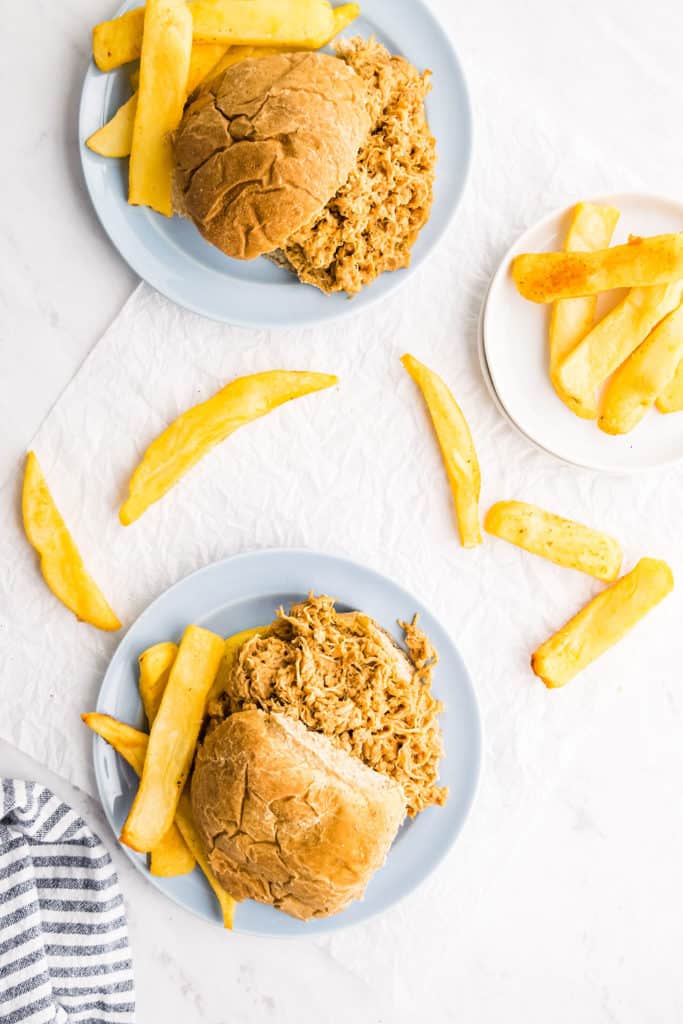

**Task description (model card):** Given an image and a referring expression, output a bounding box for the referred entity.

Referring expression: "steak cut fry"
[549,203,619,407]
[81,713,194,877]
[120,625,224,852]
[138,641,178,726]
[485,501,622,582]
[531,558,673,689]
[556,281,683,419]
[599,302,683,434]
[656,357,683,413]
[402,354,481,548]
[207,626,271,706]
[119,370,337,525]
[175,790,236,928]
[22,452,120,631]
[512,233,683,303]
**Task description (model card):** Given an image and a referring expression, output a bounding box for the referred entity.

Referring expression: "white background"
[2,1,683,1021]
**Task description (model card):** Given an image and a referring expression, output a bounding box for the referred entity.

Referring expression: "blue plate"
[79,0,472,327]
[94,548,482,935]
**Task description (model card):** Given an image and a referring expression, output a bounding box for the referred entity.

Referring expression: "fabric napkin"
[0,778,135,1024]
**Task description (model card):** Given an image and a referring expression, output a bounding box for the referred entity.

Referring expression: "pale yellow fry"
[120,625,224,852]
[207,626,271,706]
[532,558,673,689]
[331,3,360,34]
[138,641,178,726]
[93,8,145,71]
[81,713,195,876]
[656,355,683,413]
[86,93,138,158]
[513,233,683,303]
[128,0,192,216]
[549,203,619,406]
[556,281,683,419]
[485,501,622,581]
[599,302,683,434]
[175,790,236,929]
[402,353,481,548]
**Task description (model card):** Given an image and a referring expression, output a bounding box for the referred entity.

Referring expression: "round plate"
[79,0,471,328]
[94,548,481,935]
[482,192,683,473]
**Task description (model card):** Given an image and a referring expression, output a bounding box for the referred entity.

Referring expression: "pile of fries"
[512,202,683,434]
[86,0,359,215]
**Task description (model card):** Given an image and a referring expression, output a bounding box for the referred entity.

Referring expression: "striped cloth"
[0,779,135,1024]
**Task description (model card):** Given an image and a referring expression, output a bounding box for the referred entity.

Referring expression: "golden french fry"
[138,641,178,726]
[175,790,236,928]
[128,0,192,216]
[22,452,120,631]
[120,625,224,852]
[402,354,481,548]
[532,558,673,689]
[86,93,138,158]
[485,501,622,582]
[656,357,683,413]
[207,626,272,705]
[81,713,195,876]
[556,281,683,419]
[512,233,683,304]
[331,3,360,34]
[119,371,337,525]
[599,302,683,434]
[93,0,339,71]
[549,203,619,407]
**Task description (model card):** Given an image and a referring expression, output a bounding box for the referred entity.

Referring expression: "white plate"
[481,192,683,472]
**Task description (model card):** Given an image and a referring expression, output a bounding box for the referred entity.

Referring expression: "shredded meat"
[209,595,446,816]
[277,37,436,295]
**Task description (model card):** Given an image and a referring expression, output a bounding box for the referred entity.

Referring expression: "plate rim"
[481,190,683,474]
[78,0,473,329]
[93,546,483,935]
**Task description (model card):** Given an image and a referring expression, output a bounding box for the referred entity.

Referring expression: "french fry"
[128,0,193,216]
[207,626,272,705]
[93,0,341,71]
[119,371,338,525]
[138,641,178,726]
[175,790,236,928]
[22,452,120,631]
[555,281,683,419]
[512,233,683,304]
[656,357,683,413]
[81,713,195,877]
[120,625,224,852]
[485,501,622,582]
[402,354,482,548]
[599,302,683,434]
[531,558,673,688]
[86,93,138,158]
[549,203,619,407]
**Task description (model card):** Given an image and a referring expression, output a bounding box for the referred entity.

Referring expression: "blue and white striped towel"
[0,779,135,1024]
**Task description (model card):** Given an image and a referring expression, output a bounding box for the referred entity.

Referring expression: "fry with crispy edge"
[22,452,120,631]
[657,357,683,413]
[119,370,337,525]
[532,558,673,689]
[485,501,622,581]
[402,354,481,548]
[82,713,235,925]
[82,713,194,877]
[128,0,192,215]
[512,233,683,304]
[599,301,683,434]
[556,281,683,419]
[93,0,355,71]
[138,641,178,726]
[120,625,224,852]
[549,203,619,407]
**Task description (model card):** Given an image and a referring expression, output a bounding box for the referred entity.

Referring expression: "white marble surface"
[3,0,683,1021]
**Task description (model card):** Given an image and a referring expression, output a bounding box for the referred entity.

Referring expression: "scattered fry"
[556,281,683,419]
[485,501,622,582]
[138,641,178,726]
[22,452,120,631]
[128,0,193,216]
[119,370,337,525]
[531,558,673,688]
[656,355,683,413]
[81,713,195,877]
[175,790,236,928]
[599,302,683,434]
[549,203,619,406]
[512,233,683,303]
[402,354,482,548]
[120,625,224,852]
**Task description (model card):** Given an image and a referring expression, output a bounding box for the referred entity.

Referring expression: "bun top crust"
[173,52,370,260]
[191,709,406,920]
